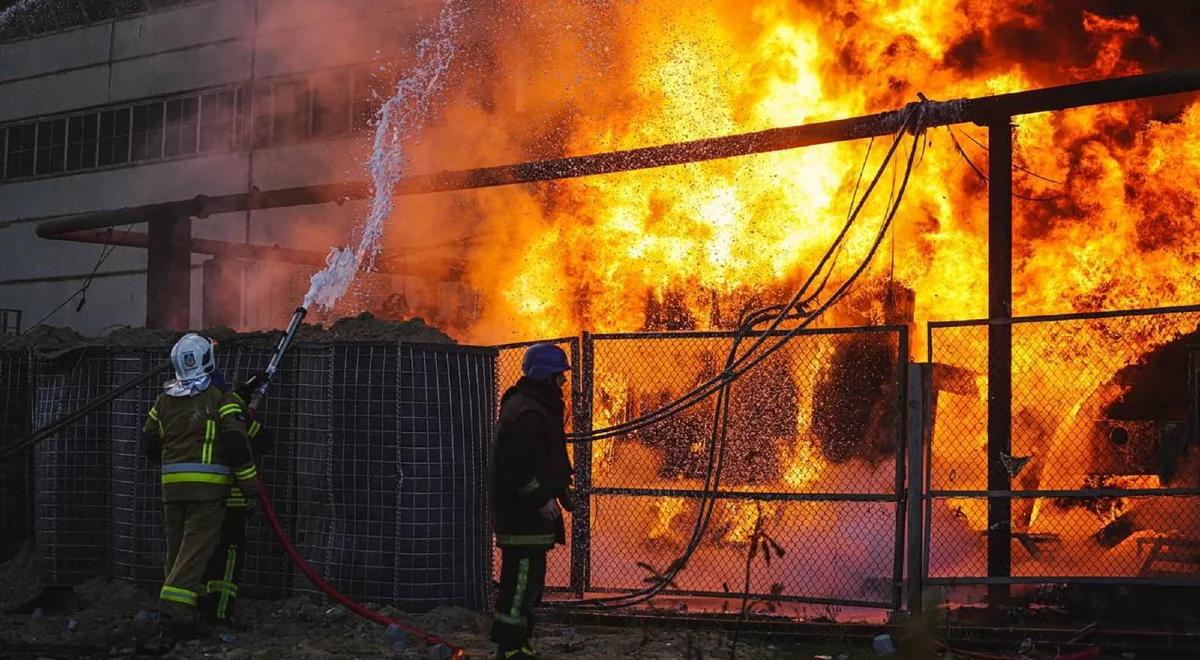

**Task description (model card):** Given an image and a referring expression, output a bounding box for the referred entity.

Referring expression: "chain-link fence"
[0,350,33,562]
[927,305,1200,585]
[499,328,907,608]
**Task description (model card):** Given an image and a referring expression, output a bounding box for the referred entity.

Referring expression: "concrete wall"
[0,0,441,335]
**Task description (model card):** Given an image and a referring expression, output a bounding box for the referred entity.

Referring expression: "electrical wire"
[559,101,929,611]
[567,104,923,446]
[946,126,1066,202]
[956,126,1065,185]
[21,225,135,335]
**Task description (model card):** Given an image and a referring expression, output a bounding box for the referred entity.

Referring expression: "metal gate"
[926,305,1200,590]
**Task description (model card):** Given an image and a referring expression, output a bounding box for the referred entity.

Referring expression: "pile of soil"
[2,545,851,659]
[1,581,846,659]
[323,313,456,344]
[0,326,84,353]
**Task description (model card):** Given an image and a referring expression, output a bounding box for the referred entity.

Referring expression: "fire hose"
[0,306,464,658]
[248,306,464,659]
[254,473,462,658]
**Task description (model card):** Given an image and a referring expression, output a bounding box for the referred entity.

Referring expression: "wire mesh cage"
[34,348,115,583]
[0,349,32,562]
[21,339,496,613]
[927,306,1200,584]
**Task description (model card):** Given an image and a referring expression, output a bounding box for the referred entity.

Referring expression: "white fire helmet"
[170,333,216,383]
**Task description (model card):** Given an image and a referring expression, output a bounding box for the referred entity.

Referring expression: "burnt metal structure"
[28,67,1200,605]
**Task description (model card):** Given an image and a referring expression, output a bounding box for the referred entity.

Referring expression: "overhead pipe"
[31,68,1200,243]
[48,228,466,280]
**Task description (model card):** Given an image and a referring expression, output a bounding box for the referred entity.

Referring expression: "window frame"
[0,309,20,335]
[66,112,100,172]
[0,64,373,182]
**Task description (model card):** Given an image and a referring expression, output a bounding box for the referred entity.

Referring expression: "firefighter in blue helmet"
[141,334,259,641]
[490,344,574,660]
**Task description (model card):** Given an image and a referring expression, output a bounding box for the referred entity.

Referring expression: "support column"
[987,119,1013,607]
[905,363,933,613]
[202,257,244,329]
[146,215,192,330]
[569,333,594,597]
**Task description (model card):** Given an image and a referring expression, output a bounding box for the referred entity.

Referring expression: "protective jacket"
[142,386,259,503]
[491,377,573,548]
[227,396,268,508]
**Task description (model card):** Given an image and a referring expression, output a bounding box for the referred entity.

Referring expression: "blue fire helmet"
[522,343,571,380]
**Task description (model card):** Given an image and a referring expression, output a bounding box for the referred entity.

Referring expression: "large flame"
[381,1,1200,346]
[310,1,1200,582]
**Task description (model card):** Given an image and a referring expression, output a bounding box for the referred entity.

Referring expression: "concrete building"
[0,0,464,336]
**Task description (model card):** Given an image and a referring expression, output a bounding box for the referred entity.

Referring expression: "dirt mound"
[0,325,84,352]
[325,313,456,344]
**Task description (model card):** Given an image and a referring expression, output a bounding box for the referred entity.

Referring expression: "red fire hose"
[255,474,465,659]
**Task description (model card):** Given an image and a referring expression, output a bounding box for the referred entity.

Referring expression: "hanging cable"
[946,125,1066,202]
[560,101,929,610]
[956,125,1065,185]
[568,103,924,445]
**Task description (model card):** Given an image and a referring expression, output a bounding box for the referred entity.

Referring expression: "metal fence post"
[569,332,594,597]
[891,327,910,609]
[905,362,932,612]
[987,118,1014,606]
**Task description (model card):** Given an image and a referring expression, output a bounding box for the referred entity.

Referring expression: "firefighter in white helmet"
[140,333,259,641]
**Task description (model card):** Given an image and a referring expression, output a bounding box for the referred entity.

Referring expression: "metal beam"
[986,120,1014,608]
[146,215,191,330]
[31,68,1200,240]
[50,228,465,279]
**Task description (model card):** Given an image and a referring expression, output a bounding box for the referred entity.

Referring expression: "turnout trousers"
[490,546,549,653]
[202,506,247,623]
[160,500,226,622]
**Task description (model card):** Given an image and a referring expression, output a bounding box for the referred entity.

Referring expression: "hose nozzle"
[250,306,308,411]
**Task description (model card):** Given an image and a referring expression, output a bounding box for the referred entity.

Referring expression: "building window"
[200,90,236,152]
[0,65,373,183]
[35,119,66,175]
[6,124,36,178]
[98,108,131,166]
[312,72,351,138]
[163,97,198,157]
[249,83,274,148]
[272,79,311,144]
[0,309,19,335]
[130,102,164,162]
[66,113,99,171]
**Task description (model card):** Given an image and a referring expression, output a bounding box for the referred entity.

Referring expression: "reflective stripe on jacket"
[144,387,258,502]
